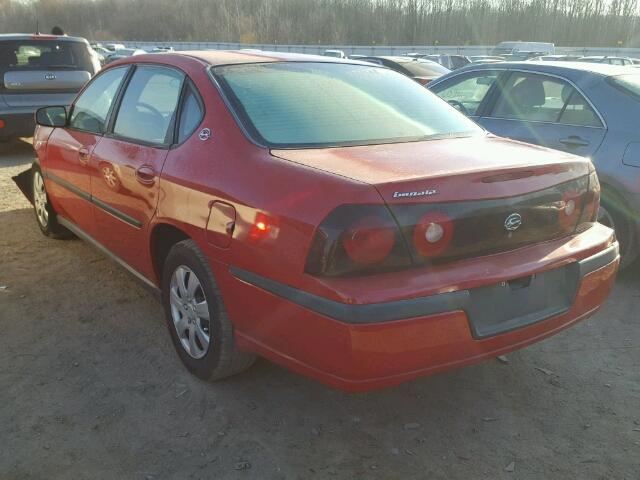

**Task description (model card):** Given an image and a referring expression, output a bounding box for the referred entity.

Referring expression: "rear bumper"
[0,112,34,139]
[223,226,619,392]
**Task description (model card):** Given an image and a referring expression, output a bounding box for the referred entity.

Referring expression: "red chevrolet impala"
[31,51,619,391]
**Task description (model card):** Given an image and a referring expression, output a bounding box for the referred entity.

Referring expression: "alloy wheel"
[169,265,211,359]
[33,170,49,228]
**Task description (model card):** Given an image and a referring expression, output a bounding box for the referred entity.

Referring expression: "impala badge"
[504,213,522,232]
[392,188,439,199]
[198,128,211,141]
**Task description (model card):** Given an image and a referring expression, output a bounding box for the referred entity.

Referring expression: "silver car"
[0,34,99,142]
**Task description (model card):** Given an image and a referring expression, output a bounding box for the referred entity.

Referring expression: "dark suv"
[0,34,99,141]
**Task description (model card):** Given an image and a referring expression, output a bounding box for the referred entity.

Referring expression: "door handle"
[135,165,156,185]
[78,147,90,165]
[559,136,590,147]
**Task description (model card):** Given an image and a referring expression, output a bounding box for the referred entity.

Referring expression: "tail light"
[306,176,596,277]
[577,170,601,228]
[342,215,396,264]
[412,212,454,258]
[559,189,582,230]
[305,205,411,276]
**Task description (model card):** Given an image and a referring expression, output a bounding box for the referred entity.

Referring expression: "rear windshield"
[609,74,640,99]
[399,59,450,77]
[213,62,480,148]
[0,40,94,73]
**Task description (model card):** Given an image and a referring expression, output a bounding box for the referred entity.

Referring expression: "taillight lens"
[577,170,601,228]
[342,215,396,264]
[305,205,411,277]
[559,189,582,230]
[412,211,454,258]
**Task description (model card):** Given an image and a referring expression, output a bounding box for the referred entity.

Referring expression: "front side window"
[432,71,499,116]
[491,72,601,126]
[69,67,128,134]
[113,66,184,145]
[214,62,481,148]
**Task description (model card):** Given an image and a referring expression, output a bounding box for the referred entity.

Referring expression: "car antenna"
[34,5,40,34]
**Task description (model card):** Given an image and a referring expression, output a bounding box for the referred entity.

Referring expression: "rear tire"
[161,239,256,381]
[598,193,638,269]
[31,164,72,239]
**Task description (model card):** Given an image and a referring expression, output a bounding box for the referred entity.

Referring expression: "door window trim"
[105,63,188,149]
[485,69,607,129]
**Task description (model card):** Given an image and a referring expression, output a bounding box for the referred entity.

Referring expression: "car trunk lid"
[272,135,594,264]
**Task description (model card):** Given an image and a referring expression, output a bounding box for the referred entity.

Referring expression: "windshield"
[0,40,94,72]
[213,62,480,148]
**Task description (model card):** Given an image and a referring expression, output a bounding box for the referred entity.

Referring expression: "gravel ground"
[1,138,639,480]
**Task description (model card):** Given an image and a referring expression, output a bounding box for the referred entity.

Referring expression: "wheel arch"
[149,222,192,284]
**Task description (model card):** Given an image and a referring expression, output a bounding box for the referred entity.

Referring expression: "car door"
[478,71,606,157]
[44,66,129,235]
[88,64,185,278]
[429,70,501,120]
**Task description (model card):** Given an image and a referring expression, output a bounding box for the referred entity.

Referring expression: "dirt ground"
[0,138,639,480]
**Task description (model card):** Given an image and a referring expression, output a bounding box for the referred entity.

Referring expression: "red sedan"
[31,51,619,391]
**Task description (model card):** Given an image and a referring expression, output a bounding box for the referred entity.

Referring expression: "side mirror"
[35,106,67,128]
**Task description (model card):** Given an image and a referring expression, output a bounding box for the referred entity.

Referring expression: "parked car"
[578,56,634,66]
[150,46,175,53]
[491,41,555,56]
[424,54,471,70]
[347,54,367,60]
[501,51,546,61]
[429,61,640,267]
[104,43,126,52]
[529,54,583,62]
[322,49,346,58]
[358,55,450,84]
[0,33,100,142]
[29,51,618,391]
[468,55,505,64]
[404,52,428,59]
[104,48,146,64]
[91,45,112,65]
[404,53,471,69]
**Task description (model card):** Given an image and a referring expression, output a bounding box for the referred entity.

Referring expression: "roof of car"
[0,33,89,44]
[358,55,419,63]
[455,60,632,77]
[170,50,362,67]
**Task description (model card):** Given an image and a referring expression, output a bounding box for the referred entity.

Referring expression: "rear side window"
[113,66,184,145]
[0,40,94,74]
[177,86,204,143]
[491,72,602,127]
[69,67,128,134]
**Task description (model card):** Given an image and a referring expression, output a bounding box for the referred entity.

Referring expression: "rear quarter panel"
[154,63,384,297]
